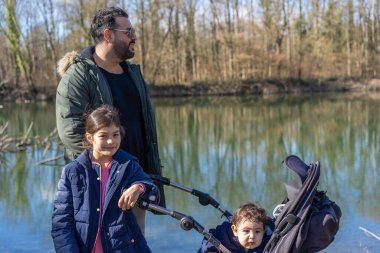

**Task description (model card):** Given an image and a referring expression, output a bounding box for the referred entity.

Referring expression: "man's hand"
[118,184,141,211]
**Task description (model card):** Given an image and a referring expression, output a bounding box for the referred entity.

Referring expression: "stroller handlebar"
[138,199,232,253]
[202,232,232,253]
[150,174,232,219]
[149,174,171,186]
[192,189,218,206]
[150,174,193,192]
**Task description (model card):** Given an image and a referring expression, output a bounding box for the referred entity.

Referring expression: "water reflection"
[154,95,380,222]
[0,102,63,253]
[0,95,379,252]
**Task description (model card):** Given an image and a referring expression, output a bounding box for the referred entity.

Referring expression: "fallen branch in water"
[0,122,61,153]
[38,154,65,165]
[359,226,380,241]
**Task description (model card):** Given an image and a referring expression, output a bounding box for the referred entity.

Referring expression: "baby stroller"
[139,155,341,253]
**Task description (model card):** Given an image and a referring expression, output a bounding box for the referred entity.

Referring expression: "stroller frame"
[141,155,340,253]
[140,174,232,253]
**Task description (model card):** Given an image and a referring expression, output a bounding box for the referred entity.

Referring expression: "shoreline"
[1,78,380,103]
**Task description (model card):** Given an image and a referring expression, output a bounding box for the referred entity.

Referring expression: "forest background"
[1,0,380,100]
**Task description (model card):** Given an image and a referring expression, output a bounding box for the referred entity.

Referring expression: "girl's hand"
[118,184,141,211]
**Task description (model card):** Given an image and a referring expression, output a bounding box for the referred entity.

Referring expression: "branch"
[359,226,380,241]
[37,154,64,165]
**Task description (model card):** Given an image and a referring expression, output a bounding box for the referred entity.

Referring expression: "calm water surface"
[0,94,379,252]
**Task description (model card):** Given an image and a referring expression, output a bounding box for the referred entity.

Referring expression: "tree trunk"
[346,0,354,77]
[40,0,58,85]
[184,0,198,82]
[136,0,147,73]
[1,0,34,89]
[210,0,221,82]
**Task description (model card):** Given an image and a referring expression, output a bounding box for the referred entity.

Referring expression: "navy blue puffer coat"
[51,149,158,253]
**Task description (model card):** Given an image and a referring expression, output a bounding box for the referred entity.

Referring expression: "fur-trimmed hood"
[57,51,78,77]
[56,47,96,77]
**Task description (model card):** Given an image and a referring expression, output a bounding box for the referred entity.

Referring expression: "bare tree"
[358,0,369,77]
[1,0,380,91]
[38,0,59,85]
[135,0,148,73]
[184,0,198,82]
[345,0,354,77]
[0,0,34,89]
[209,0,222,82]
[147,0,173,85]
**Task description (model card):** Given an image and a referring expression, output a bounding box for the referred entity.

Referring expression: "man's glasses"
[110,28,136,38]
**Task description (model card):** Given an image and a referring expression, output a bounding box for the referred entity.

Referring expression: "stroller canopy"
[264,155,341,253]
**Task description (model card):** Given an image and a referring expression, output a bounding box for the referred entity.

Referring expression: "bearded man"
[55,7,165,234]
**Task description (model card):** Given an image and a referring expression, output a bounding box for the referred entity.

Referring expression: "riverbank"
[1,78,380,103]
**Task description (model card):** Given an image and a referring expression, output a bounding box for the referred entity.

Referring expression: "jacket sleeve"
[127,161,160,205]
[51,167,80,253]
[56,63,91,159]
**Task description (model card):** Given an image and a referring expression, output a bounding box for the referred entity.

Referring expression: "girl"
[52,105,158,253]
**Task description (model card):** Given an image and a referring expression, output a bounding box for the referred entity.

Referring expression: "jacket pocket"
[107,224,135,251]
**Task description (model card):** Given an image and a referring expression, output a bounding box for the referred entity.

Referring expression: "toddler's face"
[231,219,265,251]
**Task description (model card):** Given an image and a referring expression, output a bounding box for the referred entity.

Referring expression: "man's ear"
[231,224,238,237]
[103,29,113,43]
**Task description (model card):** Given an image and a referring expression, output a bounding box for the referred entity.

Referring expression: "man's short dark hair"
[90,7,128,44]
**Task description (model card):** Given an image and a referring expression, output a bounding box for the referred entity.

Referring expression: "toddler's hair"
[231,202,267,229]
[83,105,125,148]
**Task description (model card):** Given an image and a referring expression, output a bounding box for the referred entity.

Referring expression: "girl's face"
[231,219,265,251]
[86,124,121,162]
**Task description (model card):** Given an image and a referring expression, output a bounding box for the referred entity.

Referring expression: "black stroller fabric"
[264,155,342,253]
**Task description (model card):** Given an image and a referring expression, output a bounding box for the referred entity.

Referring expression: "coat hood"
[57,51,78,77]
[56,46,95,77]
[56,46,138,78]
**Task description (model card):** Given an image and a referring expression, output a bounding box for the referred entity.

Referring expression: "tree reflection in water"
[153,95,380,224]
[0,95,379,252]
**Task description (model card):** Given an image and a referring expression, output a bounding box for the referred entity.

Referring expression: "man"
[55,7,165,233]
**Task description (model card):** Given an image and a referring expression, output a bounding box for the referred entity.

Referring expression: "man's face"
[110,17,137,61]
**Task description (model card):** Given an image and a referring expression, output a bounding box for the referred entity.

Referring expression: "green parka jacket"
[56,46,165,207]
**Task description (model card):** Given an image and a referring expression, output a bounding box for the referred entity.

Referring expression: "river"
[0,94,379,252]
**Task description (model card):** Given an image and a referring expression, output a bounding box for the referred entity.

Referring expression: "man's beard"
[113,40,135,61]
